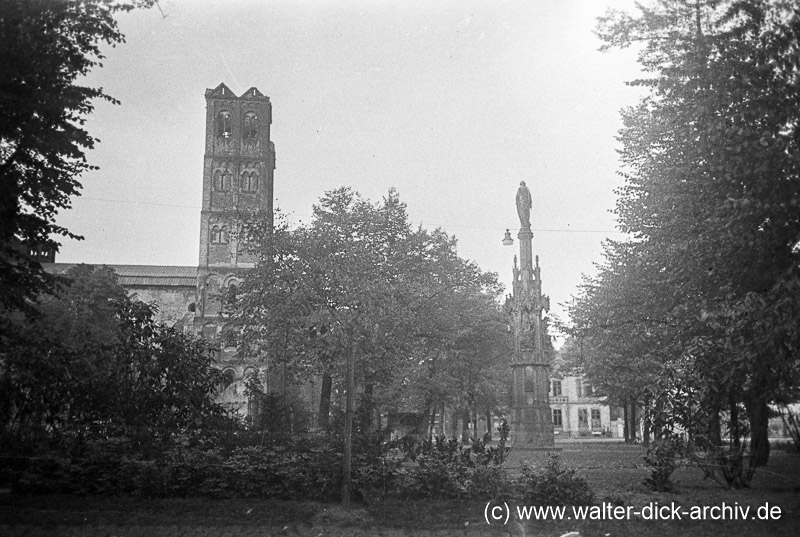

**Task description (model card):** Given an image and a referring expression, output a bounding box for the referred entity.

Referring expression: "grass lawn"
[1,441,798,536]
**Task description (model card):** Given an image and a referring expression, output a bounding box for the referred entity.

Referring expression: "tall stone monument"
[508,181,555,448]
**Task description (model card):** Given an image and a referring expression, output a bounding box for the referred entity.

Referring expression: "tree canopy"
[230,187,510,434]
[566,0,800,485]
[0,0,152,312]
[1,264,227,454]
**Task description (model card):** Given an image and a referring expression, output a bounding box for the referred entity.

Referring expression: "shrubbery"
[517,454,595,506]
[643,436,683,492]
[3,422,524,502]
[387,432,511,499]
[3,415,600,507]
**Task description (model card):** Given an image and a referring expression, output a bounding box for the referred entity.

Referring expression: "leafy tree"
[0,0,153,312]
[386,275,510,440]
[230,187,508,502]
[567,0,800,486]
[1,264,228,455]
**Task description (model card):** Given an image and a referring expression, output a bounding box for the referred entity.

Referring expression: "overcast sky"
[56,0,645,333]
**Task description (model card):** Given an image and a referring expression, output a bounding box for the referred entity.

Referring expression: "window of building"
[578,408,588,428]
[591,408,601,429]
[243,112,258,140]
[210,225,221,243]
[576,379,583,398]
[585,383,594,397]
[552,408,563,427]
[220,226,229,244]
[217,111,232,138]
[552,380,562,397]
[214,169,231,191]
[242,172,257,191]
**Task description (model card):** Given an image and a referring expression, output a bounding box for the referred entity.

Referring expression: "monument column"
[507,181,554,448]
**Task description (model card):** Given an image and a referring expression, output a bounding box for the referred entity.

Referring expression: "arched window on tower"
[210,225,221,244]
[213,170,223,190]
[217,111,232,138]
[221,170,231,190]
[220,226,230,244]
[243,112,258,141]
[242,172,257,191]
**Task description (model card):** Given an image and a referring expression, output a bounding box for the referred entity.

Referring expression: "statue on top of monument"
[516,181,532,228]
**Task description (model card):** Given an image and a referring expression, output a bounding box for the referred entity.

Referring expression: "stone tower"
[508,181,555,448]
[194,83,275,342]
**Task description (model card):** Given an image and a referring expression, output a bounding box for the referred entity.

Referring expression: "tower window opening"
[242,172,258,191]
[243,112,258,140]
[211,225,221,244]
[221,170,231,190]
[213,170,223,190]
[217,111,232,138]
[220,225,230,244]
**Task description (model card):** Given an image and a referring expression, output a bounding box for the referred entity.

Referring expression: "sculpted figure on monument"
[516,181,532,228]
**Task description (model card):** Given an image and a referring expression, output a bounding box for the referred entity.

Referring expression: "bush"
[388,434,511,500]
[4,429,390,501]
[5,426,513,501]
[516,454,595,506]
[643,436,683,492]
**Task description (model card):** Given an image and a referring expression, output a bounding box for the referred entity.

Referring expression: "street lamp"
[502,229,514,246]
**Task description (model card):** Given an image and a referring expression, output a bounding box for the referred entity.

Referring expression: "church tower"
[195,83,275,341]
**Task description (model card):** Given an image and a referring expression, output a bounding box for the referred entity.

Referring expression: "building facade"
[46,83,276,414]
[549,375,621,438]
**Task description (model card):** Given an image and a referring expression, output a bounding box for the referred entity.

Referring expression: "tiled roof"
[44,263,197,287]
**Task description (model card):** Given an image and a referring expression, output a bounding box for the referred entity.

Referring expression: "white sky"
[56,0,644,333]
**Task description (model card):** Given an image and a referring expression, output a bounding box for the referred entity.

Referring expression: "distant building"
[549,374,621,438]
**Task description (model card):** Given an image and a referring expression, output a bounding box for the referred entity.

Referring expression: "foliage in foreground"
[4,416,602,508]
[642,436,684,493]
[0,0,155,312]
[518,454,596,507]
[0,265,231,457]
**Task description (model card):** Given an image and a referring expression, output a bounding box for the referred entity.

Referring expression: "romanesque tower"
[194,83,275,346]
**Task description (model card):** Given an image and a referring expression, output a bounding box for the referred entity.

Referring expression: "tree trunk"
[318,372,332,429]
[623,403,630,443]
[342,338,356,507]
[629,401,638,442]
[708,403,722,450]
[730,397,740,452]
[362,382,374,432]
[746,395,771,468]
